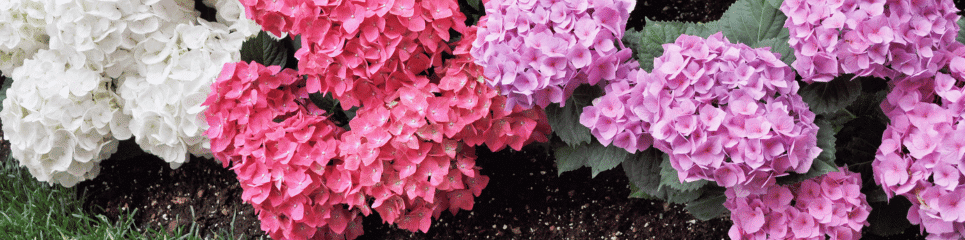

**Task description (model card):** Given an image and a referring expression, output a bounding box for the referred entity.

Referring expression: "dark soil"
[0,1,931,240]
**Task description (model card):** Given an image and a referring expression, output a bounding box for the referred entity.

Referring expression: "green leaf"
[684,190,728,221]
[554,142,630,177]
[776,118,839,185]
[799,77,863,115]
[623,19,692,72]
[553,144,589,175]
[752,37,796,67]
[659,154,708,191]
[664,188,703,204]
[628,183,657,199]
[959,17,965,45]
[867,197,913,237]
[466,0,481,11]
[0,77,11,112]
[684,21,721,38]
[240,31,290,67]
[718,0,789,46]
[622,148,664,197]
[545,84,599,146]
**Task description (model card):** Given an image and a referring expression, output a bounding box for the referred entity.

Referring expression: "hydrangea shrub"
[470,0,638,110]
[725,167,871,240]
[781,0,960,82]
[0,0,256,186]
[584,33,822,192]
[872,41,965,239]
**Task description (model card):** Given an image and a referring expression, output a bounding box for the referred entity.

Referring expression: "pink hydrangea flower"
[725,167,871,240]
[471,0,638,109]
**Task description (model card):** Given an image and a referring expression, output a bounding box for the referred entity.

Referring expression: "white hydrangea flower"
[1,49,124,187]
[0,0,47,76]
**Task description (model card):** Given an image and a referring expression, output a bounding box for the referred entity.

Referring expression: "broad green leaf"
[466,0,481,11]
[587,143,631,177]
[0,77,11,112]
[684,21,721,38]
[622,148,664,197]
[623,19,692,72]
[545,84,599,146]
[555,142,630,177]
[241,31,290,67]
[959,17,965,44]
[752,37,796,67]
[554,144,588,175]
[776,118,838,185]
[718,0,789,46]
[659,154,709,191]
[664,188,702,204]
[867,198,913,237]
[684,189,728,221]
[799,76,863,115]
[628,183,657,199]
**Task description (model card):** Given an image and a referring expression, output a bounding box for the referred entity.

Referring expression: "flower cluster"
[781,0,960,82]
[0,49,128,186]
[583,33,821,190]
[873,42,965,239]
[470,0,638,109]
[238,0,468,110]
[0,0,46,76]
[725,167,871,240]
[0,0,256,186]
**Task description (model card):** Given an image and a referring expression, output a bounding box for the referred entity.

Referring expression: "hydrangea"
[238,0,470,110]
[582,33,821,191]
[119,18,250,167]
[0,49,130,187]
[725,167,871,240]
[0,0,46,76]
[781,0,960,82]
[0,0,256,185]
[872,42,965,239]
[470,0,638,109]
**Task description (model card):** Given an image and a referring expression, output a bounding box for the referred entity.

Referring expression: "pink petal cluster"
[781,0,960,82]
[583,33,821,190]
[239,0,468,110]
[204,25,551,239]
[725,167,871,240]
[873,42,965,239]
[470,0,638,109]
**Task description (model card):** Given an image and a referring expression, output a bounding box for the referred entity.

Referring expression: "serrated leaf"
[659,154,708,191]
[867,198,913,237]
[776,119,838,185]
[665,188,702,204]
[623,19,693,72]
[622,148,664,197]
[628,182,657,199]
[752,37,796,67]
[545,85,599,146]
[959,17,965,44]
[554,145,589,175]
[0,77,11,112]
[799,77,863,115]
[684,190,728,221]
[684,21,721,38]
[587,143,631,177]
[718,0,789,46]
[241,31,289,67]
[555,142,630,177]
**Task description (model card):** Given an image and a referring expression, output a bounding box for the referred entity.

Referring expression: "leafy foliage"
[240,31,290,67]
[718,0,788,46]
[554,141,630,178]
[545,84,600,146]
[799,76,864,115]
[867,198,914,237]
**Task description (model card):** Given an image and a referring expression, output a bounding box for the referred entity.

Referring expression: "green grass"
[0,155,260,240]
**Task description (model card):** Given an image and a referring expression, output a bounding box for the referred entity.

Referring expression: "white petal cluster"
[0,0,256,186]
[0,0,47,76]
[1,49,128,187]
